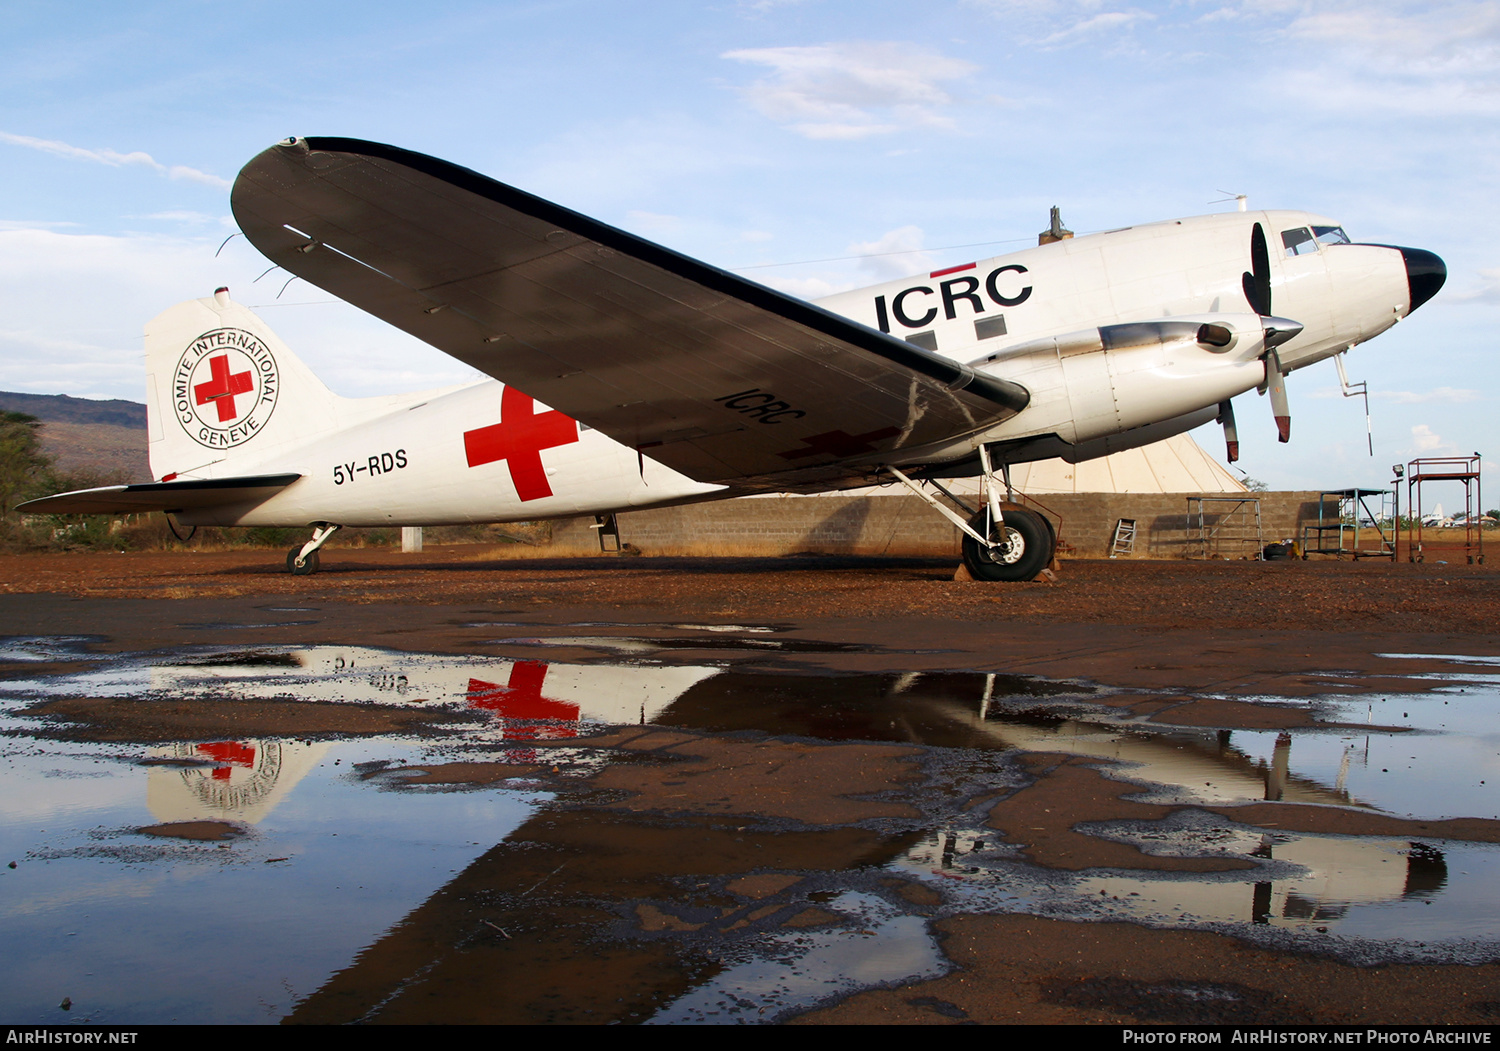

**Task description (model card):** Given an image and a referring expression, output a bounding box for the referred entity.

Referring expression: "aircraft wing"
[231,138,1028,486]
[17,474,301,515]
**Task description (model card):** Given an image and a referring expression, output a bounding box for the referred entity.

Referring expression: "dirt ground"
[2,545,1499,1025]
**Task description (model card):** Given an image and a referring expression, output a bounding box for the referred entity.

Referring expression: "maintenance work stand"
[1300,488,1396,561]
[1403,455,1485,564]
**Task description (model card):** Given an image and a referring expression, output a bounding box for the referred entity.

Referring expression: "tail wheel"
[286,547,320,575]
[961,507,1052,582]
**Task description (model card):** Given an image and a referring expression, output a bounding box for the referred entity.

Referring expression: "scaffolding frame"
[1405,455,1485,564]
[1187,496,1263,560]
[1300,488,1395,560]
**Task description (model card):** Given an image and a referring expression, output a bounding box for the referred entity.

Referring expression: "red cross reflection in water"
[466,662,579,764]
[462,386,579,501]
[193,354,255,423]
[196,740,256,781]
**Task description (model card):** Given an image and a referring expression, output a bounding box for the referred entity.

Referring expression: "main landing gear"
[960,506,1052,582]
[885,445,1056,582]
[287,522,340,575]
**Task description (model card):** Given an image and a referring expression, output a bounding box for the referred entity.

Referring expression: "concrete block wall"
[549,492,1332,560]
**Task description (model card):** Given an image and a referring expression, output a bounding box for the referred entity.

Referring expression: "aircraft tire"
[287,547,320,575]
[961,507,1052,582]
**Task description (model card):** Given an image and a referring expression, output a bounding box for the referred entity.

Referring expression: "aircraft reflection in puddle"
[143,739,329,825]
[4,641,1500,1023]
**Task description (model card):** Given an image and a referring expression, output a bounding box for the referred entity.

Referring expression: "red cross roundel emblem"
[175,328,280,449]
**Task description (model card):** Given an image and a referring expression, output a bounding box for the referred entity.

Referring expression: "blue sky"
[1,0,1494,491]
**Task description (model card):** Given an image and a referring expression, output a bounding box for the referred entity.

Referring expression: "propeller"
[1240,221,1301,444]
[1242,223,1271,317]
[1217,399,1239,462]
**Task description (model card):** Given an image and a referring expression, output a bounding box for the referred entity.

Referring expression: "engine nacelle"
[970,314,1281,446]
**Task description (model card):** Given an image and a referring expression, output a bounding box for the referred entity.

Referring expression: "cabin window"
[1281,227,1318,257]
[1313,225,1351,246]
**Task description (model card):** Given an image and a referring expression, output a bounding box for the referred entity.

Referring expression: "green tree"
[0,412,58,546]
[0,412,53,512]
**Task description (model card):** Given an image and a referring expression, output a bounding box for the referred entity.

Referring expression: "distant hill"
[0,392,151,484]
[0,392,146,428]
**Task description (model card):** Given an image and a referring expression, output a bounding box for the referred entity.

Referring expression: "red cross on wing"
[466,662,580,742]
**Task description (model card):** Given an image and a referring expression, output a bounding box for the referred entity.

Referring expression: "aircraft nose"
[1399,246,1446,313]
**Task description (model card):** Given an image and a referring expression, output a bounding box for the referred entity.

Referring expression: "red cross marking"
[193,354,255,423]
[196,740,256,781]
[777,426,902,461]
[463,386,579,501]
[467,662,579,742]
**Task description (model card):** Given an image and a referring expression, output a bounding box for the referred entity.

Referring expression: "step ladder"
[1109,518,1136,558]
[592,513,622,553]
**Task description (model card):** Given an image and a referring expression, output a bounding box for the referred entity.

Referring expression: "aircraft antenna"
[1038,206,1073,245]
[1333,349,1374,456]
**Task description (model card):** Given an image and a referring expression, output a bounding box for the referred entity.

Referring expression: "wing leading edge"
[231,137,1028,487]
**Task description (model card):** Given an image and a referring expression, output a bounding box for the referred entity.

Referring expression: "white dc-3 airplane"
[23,137,1445,581]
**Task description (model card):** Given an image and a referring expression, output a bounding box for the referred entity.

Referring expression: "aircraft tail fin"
[144,288,340,481]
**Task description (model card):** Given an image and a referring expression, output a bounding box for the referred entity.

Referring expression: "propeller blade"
[1265,349,1291,443]
[1217,399,1239,462]
[1241,222,1272,316]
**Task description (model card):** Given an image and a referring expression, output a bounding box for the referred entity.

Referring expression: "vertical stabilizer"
[144,289,340,481]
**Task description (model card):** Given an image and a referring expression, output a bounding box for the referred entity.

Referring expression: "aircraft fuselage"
[166,207,1434,527]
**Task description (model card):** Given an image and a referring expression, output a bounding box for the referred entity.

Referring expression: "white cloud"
[1411,423,1456,453]
[1445,268,1500,303]
[0,131,231,190]
[0,227,468,401]
[1203,2,1500,115]
[962,0,1107,15]
[741,230,774,242]
[1376,387,1483,404]
[758,275,853,299]
[140,211,229,226]
[623,209,682,233]
[0,219,78,231]
[963,0,1154,46]
[1284,1,1500,75]
[1315,385,1485,403]
[848,225,935,280]
[1037,9,1155,45]
[722,42,978,139]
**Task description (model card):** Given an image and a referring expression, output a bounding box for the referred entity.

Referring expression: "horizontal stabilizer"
[17,473,301,515]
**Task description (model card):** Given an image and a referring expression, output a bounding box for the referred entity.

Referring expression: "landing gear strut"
[884,445,1056,582]
[287,522,340,575]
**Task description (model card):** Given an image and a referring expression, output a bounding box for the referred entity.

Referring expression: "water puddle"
[2,640,1499,1023]
[486,635,872,655]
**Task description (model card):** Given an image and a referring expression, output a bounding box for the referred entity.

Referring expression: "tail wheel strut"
[287,522,340,575]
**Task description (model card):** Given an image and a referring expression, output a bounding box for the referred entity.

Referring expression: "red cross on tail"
[194,354,255,422]
[463,386,579,501]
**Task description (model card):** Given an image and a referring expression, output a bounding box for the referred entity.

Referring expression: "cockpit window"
[1313,225,1351,246]
[1281,227,1317,257]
